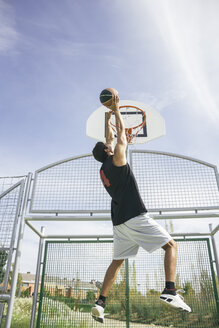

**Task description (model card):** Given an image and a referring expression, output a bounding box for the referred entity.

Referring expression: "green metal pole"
[125,259,130,328]
[36,241,48,328]
[206,239,219,315]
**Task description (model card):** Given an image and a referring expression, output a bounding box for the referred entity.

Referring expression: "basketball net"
[110,105,146,144]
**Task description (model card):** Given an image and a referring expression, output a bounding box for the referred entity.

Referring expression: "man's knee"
[162,239,177,251]
[112,259,124,268]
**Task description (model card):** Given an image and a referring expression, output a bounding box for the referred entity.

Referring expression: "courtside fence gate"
[0,150,219,328]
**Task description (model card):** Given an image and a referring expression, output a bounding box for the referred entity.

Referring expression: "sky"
[0,0,219,276]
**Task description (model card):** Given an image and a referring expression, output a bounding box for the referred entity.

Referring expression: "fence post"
[36,240,49,328]
[125,258,130,328]
[209,223,219,283]
[4,173,32,328]
[30,226,45,328]
[206,237,219,315]
[0,304,5,324]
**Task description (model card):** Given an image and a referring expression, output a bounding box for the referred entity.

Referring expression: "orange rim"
[110,105,146,143]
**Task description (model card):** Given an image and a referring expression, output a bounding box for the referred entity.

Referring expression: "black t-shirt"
[100,156,147,226]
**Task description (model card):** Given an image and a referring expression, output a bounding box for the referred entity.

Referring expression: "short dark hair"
[92,142,108,163]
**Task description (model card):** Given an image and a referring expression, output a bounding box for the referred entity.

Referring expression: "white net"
[110,106,146,144]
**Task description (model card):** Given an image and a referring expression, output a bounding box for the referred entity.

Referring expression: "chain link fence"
[0,177,26,324]
[29,151,219,214]
[36,239,219,328]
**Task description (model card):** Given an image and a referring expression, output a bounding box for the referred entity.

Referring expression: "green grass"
[1,297,95,328]
[0,298,34,328]
[1,295,218,328]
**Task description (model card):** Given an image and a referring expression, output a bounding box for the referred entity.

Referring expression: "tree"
[108,262,126,310]
[165,220,174,234]
[20,288,30,298]
[175,273,181,290]
[87,290,96,303]
[8,264,23,296]
[130,261,138,299]
[74,272,81,300]
[0,250,8,284]
[183,281,195,297]
[200,269,214,299]
[147,289,160,296]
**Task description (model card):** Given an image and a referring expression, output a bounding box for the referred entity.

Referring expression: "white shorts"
[113,213,172,259]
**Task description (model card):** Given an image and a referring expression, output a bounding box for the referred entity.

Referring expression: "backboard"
[86,100,165,144]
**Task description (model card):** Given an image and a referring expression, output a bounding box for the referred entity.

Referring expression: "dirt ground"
[79,311,169,328]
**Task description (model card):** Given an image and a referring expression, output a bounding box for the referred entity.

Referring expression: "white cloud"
[130,89,186,112]
[147,0,219,123]
[0,1,19,54]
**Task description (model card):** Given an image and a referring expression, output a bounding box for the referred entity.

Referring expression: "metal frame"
[33,235,219,328]
[25,212,219,241]
[29,154,92,214]
[129,149,219,169]
[25,150,219,327]
[1,150,219,327]
[3,173,32,328]
[25,222,219,279]
[0,181,25,293]
[28,150,219,214]
[30,226,45,328]
[205,237,219,314]
[129,149,219,214]
[25,150,219,328]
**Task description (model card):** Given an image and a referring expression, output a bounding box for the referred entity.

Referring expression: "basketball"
[99,88,118,107]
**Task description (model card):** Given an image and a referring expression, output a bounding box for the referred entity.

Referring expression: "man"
[91,93,191,323]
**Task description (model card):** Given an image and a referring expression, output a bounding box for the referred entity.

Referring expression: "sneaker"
[91,300,105,323]
[160,289,191,312]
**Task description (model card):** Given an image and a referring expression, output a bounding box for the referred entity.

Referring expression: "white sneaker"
[160,289,191,312]
[91,303,105,323]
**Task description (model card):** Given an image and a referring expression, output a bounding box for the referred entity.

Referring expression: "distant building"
[44,277,99,300]
[20,273,99,300]
[21,272,41,296]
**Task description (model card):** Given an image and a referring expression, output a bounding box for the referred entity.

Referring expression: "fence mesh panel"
[0,176,26,195]
[37,239,219,328]
[30,155,111,213]
[30,152,219,213]
[37,241,127,327]
[129,239,219,328]
[131,151,219,211]
[0,181,23,291]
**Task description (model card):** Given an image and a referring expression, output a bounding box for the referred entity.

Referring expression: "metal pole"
[209,223,219,282]
[30,226,45,328]
[5,173,32,328]
[0,304,5,324]
[2,181,25,292]
[125,259,130,328]
[25,212,219,221]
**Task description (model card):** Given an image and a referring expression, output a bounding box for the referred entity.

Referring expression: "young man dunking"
[91,93,191,323]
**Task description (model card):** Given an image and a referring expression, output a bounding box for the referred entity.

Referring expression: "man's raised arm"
[111,95,127,166]
[104,112,114,156]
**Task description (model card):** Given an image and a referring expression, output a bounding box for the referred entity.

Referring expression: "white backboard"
[86,100,165,144]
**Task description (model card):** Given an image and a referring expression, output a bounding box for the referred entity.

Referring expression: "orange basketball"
[99,88,118,107]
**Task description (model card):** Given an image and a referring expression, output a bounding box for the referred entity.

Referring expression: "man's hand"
[111,94,120,112]
[104,94,120,111]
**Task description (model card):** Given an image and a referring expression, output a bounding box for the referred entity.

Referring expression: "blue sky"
[0,0,219,273]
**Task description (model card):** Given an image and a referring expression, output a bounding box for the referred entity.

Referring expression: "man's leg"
[162,239,177,284]
[91,259,124,323]
[161,239,191,312]
[101,259,124,296]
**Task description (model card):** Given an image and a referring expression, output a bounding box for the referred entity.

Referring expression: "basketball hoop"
[110,105,147,144]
